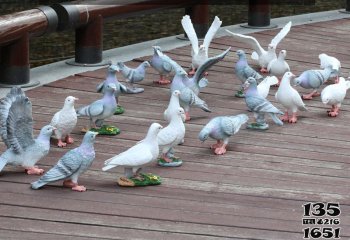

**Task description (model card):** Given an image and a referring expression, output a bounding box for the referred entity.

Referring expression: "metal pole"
[184,0,209,39]
[241,0,277,29]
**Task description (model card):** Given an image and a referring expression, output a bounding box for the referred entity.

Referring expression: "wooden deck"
[1,18,350,240]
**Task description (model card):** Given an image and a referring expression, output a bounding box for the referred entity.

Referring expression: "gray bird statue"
[0,87,55,175]
[116,61,150,92]
[77,83,118,133]
[199,114,248,155]
[150,46,177,85]
[31,131,98,192]
[235,49,264,98]
[243,77,284,130]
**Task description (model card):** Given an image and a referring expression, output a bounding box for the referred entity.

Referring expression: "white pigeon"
[319,53,341,82]
[275,72,307,123]
[181,15,222,75]
[226,21,291,73]
[164,90,185,123]
[102,123,163,178]
[257,76,279,99]
[158,107,186,163]
[321,77,350,117]
[50,96,78,147]
[267,50,290,85]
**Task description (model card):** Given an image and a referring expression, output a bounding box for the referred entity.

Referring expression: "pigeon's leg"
[280,112,289,122]
[25,166,44,175]
[65,175,86,192]
[161,153,173,163]
[57,139,67,147]
[214,144,227,155]
[328,105,339,117]
[327,105,336,113]
[185,111,191,121]
[289,112,298,123]
[260,67,268,73]
[65,135,74,144]
[63,179,76,188]
[210,140,222,149]
[302,90,320,100]
[132,167,144,180]
[188,67,196,76]
[154,75,171,85]
[334,76,340,84]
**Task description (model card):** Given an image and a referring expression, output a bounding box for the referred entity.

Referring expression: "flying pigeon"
[243,77,284,128]
[275,72,307,123]
[198,114,248,155]
[181,15,222,75]
[150,46,177,85]
[226,21,292,73]
[267,49,290,85]
[116,61,150,91]
[77,83,117,131]
[170,65,211,121]
[0,87,55,175]
[257,76,279,99]
[102,123,163,178]
[321,77,350,117]
[294,66,333,100]
[158,107,186,163]
[235,49,263,97]
[50,96,78,147]
[31,131,98,192]
[319,53,341,83]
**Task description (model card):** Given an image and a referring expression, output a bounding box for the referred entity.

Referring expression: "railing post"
[241,0,277,29]
[339,0,350,13]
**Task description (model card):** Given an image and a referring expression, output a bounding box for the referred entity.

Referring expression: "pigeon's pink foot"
[65,135,74,144]
[214,144,227,155]
[302,91,319,100]
[260,68,268,73]
[273,80,281,87]
[288,113,298,123]
[185,112,191,121]
[210,140,222,149]
[328,105,339,117]
[280,112,289,122]
[57,139,67,147]
[63,179,77,188]
[204,71,209,76]
[72,185,87,192]
[161,154,173,163]
[25,166,44,175]
[334,76,340,84]
[188,68,196,76]
[153,76,171,85]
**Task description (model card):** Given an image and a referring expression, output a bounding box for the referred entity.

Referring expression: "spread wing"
[270,21,291,48]
[96,81,105,93]
[0,87,34,153]
[203,16,222,52]
[50,111,60,127]
[226,30,264,56]
[181,15,199,54]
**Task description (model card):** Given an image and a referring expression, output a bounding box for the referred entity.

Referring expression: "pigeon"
[275,72,307,123]
[243,77,284,127]
[181,15,222,75]
[226,21,292,73]
[31,131,98,192]
[319,53,341,82]
[0,87,55,175]
[50,96,78,147]
[235,49,263,97]
[267,50,290,85]
[102,123,163,178]
[294,66,333,100]
[198,114,248,155]
[116,61,150,90]
[164,90,184,123]
[158,107,186,162]
[150,46,177,85]
[170,65,211,121]
[77,83,117,130]
[321,77,350,117]
[183,47,230,95]
[257,76,279,99]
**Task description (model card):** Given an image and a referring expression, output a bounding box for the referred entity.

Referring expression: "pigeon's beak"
[92,132,99,136]
[52,127,57,132]
[74,97,79,101]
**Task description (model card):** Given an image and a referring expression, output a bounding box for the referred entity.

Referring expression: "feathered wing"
[180,87,211,112]
[247,95,283,114]
[226,30,265,58]
[291,89,308,111]
[221,116,245,136]
[77,100,104,117]
[270,21,292,48]
[157,127,178,147]
[181,15,199,55]
[319,53,341,71]
[0,87,34,154]
[50,111,60,127]
[203,16,222,52]
[96,81,105,93]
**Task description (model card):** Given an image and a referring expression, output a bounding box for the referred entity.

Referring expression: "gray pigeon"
[199,114,248,155]
[0,87,56,175]
[116,61,150,91]
[294,66,332,100]
[150,46,177,85]
[31,131,98,192]
[243,77,284,129]
[235,49,264,97]
[170,65,211,121]
[50,96,78,147]
[77,83,117,130]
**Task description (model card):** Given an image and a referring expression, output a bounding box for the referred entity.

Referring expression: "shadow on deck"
[0,18,349,240]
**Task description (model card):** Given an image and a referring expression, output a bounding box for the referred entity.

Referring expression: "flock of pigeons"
[0,15,349,191]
